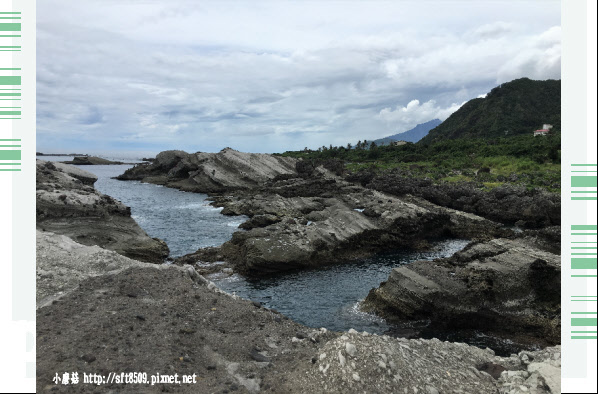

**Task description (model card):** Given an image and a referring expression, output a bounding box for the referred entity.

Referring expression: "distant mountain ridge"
[420,78,561,144]
[374,119,442,145]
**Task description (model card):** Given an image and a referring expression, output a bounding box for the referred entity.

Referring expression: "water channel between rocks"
[66,163,522,355]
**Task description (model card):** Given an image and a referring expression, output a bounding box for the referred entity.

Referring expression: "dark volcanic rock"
[36,160,169,263]
[361,237,561,347]
[362,169,560,228]
[179,171,509,275]
[238,214,282,230]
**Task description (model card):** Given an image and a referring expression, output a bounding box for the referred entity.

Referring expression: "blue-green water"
[61,163,540,354]
[73,164,471,335]
[81,164,247,257]
[212,242,468,333]
[74,164,476,338]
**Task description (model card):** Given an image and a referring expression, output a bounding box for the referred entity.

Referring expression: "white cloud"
[36,0,561,155]
[378,100,464,131]
[470,21,516,39]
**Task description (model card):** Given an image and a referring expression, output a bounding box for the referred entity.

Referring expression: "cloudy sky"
[37,0,561,156]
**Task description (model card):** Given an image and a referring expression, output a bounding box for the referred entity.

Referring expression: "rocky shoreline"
[361,236,561,349]
[118,149,513,274]
[36,153,562,392]
[37,230,560,393]
[115,149,561,349]
[36,160,169,263]
[347,168,560,229]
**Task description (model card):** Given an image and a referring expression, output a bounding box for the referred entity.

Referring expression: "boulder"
[361,237,560,347]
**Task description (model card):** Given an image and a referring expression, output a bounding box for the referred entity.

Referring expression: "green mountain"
[420,78,560,144]
[374,119,442,145]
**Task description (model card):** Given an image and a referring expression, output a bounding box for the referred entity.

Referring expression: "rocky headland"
[36,160,169,263]
[112,148,561,354]
[117,149,512,274]
[61,156,128,165]
[116,148,298,193]
[35,148,563,392]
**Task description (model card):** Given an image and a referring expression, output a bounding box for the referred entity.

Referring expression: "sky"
[37,0,561,157]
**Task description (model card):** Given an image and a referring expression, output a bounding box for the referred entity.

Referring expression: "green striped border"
[571,315,598,339]
[0,13,20,36]
[0,138,21,171]
[0,76,21,85]
[571,164,598,200]
[572,258,597,270]
[0,45,21,52]
[571,227,597,276]
[572,318,597,326]
[571,296,598,302]
[0,71,21,112]
[0,22,20,32]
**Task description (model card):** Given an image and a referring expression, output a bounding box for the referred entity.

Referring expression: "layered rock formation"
[116,148,298,193]
[113,148,560,357]
[36,160,169,263]
[37,230,561,393]
[361,237,561,347]
[175,167,509,274]
[115,148,514,274]
[348,169,560,228]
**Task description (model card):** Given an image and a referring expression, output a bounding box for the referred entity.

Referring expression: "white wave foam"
[348,300,388,325]
[174,202,223,211]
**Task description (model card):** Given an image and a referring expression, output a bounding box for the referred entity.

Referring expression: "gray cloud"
[37,0,561,156]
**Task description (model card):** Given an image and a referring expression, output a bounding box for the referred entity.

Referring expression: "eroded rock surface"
[36,230,190,308]
[36,160,169,263]
[178,168,509,274]
[292,333,561,394]
[361,237,561,347]
[36,231,561,393]
[116,148,298,193]
[349,169,560,228]
[115,149,519,274]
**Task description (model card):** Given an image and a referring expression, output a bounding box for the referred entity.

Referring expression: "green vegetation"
[279,132,561,192]
[420,78,561,143]
[279,78,561,192]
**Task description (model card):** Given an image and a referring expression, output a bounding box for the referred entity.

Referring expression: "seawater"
[64,163,523,354]
[212,240,468,334]
[75,164,246,257]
